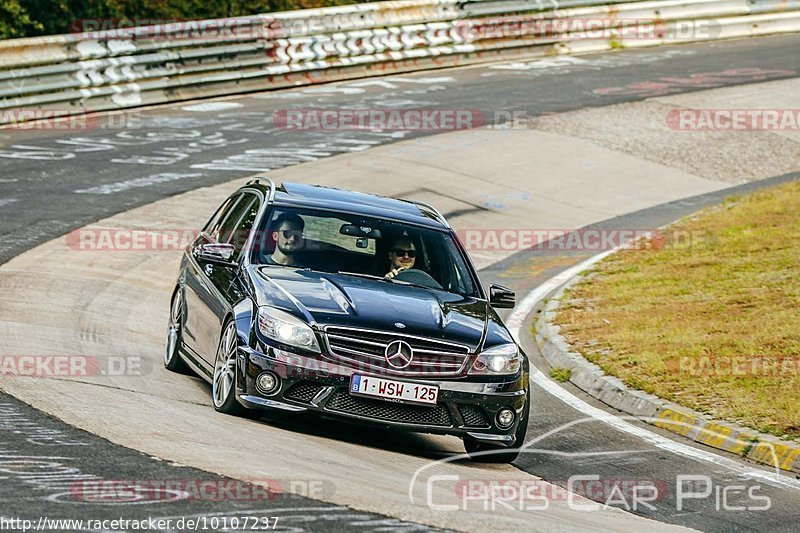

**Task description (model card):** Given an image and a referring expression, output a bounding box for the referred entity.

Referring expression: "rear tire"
[464,390,530,463]
[212,320,252,417]
[164,289,190,374]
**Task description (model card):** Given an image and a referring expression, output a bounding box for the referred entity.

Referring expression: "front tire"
[212,320,251,417]
[164,289,190,374]
[463,390,530,463]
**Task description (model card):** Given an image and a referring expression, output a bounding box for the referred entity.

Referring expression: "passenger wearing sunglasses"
[265,213,305,266]
[385,237,417,279]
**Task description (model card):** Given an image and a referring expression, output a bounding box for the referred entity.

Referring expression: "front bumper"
[236,346,528,446]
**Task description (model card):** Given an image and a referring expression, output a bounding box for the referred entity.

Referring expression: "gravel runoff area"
[555,179,800,440]
[528,78,800,184]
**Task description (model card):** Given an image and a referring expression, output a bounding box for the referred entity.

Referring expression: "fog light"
[496,408,515,429]
[256,372,280,396]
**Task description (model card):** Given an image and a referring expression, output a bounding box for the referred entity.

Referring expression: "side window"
[448,239,476,295]
[230,195,261,260]
[216,195,253,244]
[203,194,240,241]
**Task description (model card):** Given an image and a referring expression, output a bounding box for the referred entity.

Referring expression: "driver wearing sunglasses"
[264,213,305,266]
[385,237,417,279]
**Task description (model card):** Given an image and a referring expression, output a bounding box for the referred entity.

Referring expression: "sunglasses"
[279,230,303,239]
[391,248,417,258]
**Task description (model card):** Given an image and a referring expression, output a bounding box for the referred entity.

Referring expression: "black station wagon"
[165,178,529,461]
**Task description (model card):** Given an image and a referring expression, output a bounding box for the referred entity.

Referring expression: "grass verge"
[556,180,800,439]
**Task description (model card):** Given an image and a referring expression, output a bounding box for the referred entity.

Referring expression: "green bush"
[3,0,372,39]
[1,0,42,38]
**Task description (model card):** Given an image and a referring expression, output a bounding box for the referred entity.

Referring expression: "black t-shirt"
[262,254,281,265]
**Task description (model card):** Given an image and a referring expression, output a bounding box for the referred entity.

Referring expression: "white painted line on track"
[74,173,203,195]
[181,102,245,112]
[506,251,800,491]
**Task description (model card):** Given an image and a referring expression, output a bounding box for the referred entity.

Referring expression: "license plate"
[349,374,439,406]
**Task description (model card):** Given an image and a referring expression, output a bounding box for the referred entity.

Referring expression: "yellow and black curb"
[534,277,800,475]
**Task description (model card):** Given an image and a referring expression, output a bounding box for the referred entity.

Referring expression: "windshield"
[249,206,480,298]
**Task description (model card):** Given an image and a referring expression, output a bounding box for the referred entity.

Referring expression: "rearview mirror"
[194,242,236,264]
[489,284,515,309]
[340,223,382,239]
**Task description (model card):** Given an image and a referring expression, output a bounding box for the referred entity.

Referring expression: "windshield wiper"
[336,271,447,293]
[389,279,444,292]
[336,271,389,282]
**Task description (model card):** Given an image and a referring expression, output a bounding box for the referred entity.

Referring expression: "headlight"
[469,343,521,375]
[257,307,320,353]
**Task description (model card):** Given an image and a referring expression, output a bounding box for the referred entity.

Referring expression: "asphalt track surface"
[2,34,800,265]
[1,34,800,532]
[0,395,442,532]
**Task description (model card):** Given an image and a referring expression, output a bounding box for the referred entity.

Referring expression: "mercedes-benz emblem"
[384,340,413,369]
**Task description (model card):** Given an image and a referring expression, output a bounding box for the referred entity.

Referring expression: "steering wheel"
[392,269,443,290]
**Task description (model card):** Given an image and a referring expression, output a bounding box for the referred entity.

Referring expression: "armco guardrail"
[0,0,798,122]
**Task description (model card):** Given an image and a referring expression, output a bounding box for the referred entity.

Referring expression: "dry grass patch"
[555,181,800,439]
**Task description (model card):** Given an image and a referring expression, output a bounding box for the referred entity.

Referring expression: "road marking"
[388,76,456,84]
[0,150,74,161]
[349,80,398,89]
[486,50,697,76]
[253,92,307,99]
[191,134,400,172]
[0,403,88,446]
[74,173,202,194]
[594,67,797,98]
[489,56,591,70]
[506,251,800,491]
[181,102,244,112]
[0,198,18,208]
[302,86,366,95]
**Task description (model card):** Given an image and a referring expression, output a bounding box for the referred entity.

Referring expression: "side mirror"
[194,242,236,264]
[489,284,515,309]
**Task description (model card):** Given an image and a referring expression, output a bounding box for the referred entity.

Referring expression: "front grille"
[458,404,491,428]
[325,389,452,426]
[324,326,470,377]
[284,381,326,404]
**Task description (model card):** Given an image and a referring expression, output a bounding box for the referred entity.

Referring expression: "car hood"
[251,267,491,351]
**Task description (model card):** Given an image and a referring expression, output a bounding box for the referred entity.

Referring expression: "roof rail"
[246,174,278,202]
[408,199,450,228]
